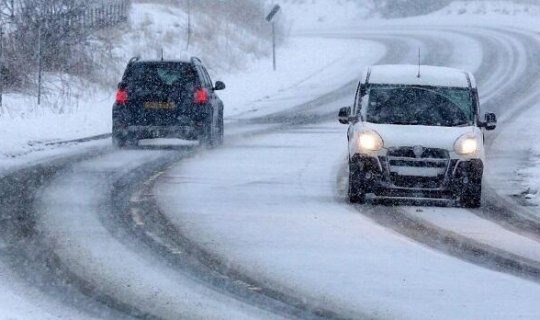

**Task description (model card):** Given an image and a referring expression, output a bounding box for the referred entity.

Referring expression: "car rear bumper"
[116,125,201,140]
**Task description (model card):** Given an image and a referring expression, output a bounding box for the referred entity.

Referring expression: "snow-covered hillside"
[278,0,373,31]
[434,1,540,16]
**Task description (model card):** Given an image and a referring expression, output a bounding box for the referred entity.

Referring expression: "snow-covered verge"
[516,148,540,206]
[0,82,112,159]
[489,99,540,209]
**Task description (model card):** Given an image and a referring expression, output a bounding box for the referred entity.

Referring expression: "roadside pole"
[272,22,276,71]
[266,4,281,71]
[37,21,42,105]
[186,0,192,50]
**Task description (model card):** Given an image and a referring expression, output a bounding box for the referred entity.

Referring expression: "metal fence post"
[0,24,4,110]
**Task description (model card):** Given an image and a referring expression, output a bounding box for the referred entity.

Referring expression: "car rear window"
[124,62,197,88]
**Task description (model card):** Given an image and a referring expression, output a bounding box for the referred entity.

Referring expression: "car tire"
[217,111,224,146]
[348,162,366,204]
[199,117,215,148]
[112,127,128,148]
[460,183,482,208]
[127,137,139,148]
[112,136,126,148]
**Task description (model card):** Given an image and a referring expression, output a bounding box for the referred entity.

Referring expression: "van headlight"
[454,134,479,155]
[357,129,384,152]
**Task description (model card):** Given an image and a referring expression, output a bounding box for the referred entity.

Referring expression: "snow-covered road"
[153,26,540,319]
[3,23,540,320]
[156,123,540,319]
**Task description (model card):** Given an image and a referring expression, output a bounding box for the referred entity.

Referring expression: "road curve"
[152,25,540,319]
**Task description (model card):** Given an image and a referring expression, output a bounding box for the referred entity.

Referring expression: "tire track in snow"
[0,34,406,320]
[84,31,451,319]
[128,27,493,318]
[0,150,149,320]
[2,24,535,319]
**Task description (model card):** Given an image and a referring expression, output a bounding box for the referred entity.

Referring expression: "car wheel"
[112,126,128,148]
[127,137,139,148]
[348,162,365,204]
[217,111,224,145]
[112,135,126,148]
[199,117,215,148]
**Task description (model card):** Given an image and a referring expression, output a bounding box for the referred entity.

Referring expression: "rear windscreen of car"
[124,62,198,96]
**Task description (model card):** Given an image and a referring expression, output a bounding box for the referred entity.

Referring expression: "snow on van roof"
[368,65,473,88]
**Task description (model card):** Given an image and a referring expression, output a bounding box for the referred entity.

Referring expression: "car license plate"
[144,101,176,109]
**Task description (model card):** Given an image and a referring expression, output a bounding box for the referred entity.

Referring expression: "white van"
[339,65,497,207]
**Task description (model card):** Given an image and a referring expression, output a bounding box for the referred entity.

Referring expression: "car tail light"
[116,89,128,104]
[194,88,208,104]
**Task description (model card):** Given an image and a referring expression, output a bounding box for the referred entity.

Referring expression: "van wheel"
[348,162,365,204]
[460,182,482,208]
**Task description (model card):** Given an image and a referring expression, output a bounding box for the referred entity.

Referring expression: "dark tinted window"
[124,62,198,93]
[364,85,474,127]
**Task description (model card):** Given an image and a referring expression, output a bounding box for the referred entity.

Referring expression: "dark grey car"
[112,57,225,147]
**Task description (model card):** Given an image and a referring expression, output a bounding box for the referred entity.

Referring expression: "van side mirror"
[338,106,351,124]
[214,81,226,91]
[483,112,497,131]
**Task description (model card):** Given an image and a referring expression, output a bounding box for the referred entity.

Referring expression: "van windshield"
[364,85,475,127]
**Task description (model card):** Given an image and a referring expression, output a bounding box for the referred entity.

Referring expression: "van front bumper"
[350,154,483,201]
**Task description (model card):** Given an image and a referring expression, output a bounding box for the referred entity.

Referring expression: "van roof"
[368,65,474,88]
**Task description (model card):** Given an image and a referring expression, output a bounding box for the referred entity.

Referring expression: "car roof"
[131,59,193,65]
[127,55,203,66]
[367,64,474,88]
